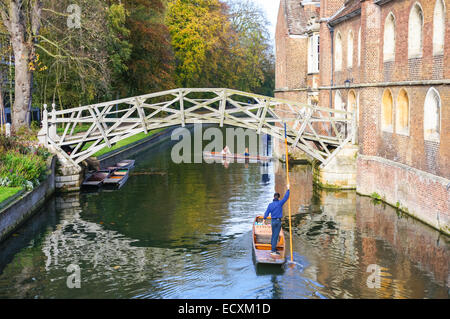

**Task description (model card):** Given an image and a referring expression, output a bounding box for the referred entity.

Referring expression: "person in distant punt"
[221,145,232,156]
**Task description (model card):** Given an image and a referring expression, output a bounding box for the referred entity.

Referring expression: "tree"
[122,0,175,96]
[228,0,274,95]
[0,0,42,131]
[166,0,242,88]
[33,0,112,109]
[166,0,274,94]
[107,3,132,96]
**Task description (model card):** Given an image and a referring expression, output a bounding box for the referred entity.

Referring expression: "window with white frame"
[335,32,343,71]
[433,0,445,55]
[358,27,361,66]
[424,87,441,141]
[347,30,354,68]
[308,33,320,73]
[383,13,395,61]
[408,3,423,58]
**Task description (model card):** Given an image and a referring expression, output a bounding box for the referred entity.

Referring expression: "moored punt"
[82,170,111,188]
[106,159,136,171]
[252,216,286,265]
[203,151,272,162]
[116,159,135,169]
[103,168,130,189]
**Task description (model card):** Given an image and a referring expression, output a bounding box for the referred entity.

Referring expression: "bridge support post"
[54,160,83,193]
[313,144,358,189]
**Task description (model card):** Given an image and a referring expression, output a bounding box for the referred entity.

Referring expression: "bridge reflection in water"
[0,140,448,299]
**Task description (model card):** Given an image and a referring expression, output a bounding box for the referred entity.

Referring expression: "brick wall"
[357,155,450,234]
[275,0,450,231]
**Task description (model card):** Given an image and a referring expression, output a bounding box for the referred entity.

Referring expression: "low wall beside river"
[0,156,56,242]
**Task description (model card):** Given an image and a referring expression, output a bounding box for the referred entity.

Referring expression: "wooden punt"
[115,159,135,169]
[252,216,286,265]
[106,159,135,171]
[203,151,272,162]
[103,168,130,188]
[82,170,111,188]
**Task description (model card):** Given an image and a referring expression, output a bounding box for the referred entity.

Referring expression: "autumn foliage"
[1,0,275,126]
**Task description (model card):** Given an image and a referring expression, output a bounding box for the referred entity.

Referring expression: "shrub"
[0,135,50,190]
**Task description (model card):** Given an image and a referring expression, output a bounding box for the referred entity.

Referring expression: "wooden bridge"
[38,88,356,168]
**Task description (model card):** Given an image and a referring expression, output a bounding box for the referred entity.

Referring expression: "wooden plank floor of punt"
[252,216,286,265]
[203,151,272,162]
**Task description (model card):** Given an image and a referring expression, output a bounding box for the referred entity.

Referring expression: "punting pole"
[284,123,293,262]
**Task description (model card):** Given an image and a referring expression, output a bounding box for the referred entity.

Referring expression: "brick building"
[275,0,449,234]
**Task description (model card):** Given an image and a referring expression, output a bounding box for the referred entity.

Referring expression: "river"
[0,127,448,298]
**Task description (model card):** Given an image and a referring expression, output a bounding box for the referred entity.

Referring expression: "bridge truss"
[39,88,356,168]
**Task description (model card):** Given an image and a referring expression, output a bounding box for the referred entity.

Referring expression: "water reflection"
[0,128,448,299]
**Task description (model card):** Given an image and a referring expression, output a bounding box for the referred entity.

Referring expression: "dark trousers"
[271,218,282,252]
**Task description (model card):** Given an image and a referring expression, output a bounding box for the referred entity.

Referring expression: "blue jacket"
[264,190,290,219]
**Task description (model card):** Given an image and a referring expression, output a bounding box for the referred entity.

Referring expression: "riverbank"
[85,126,177,169]
[0,156,56,242]
[0,127,175,242]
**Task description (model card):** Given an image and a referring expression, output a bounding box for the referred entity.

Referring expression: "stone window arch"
[334,90,346,121]
[334,90,346,137]
[347,30,354,68]
[348,90,357,114]
[396,89,409,134]
[433,0,445,55]
[381,89,394,131]
[408,2,424,58]
[384,13,396,62]
[335,32,343,71]
[424,87,441,141]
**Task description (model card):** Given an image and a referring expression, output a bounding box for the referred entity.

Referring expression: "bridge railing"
[39,88,356,167]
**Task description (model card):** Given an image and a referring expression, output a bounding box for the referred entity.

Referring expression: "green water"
[0,131,448,298]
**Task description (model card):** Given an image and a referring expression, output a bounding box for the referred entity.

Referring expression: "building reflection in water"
[274,162,449,299]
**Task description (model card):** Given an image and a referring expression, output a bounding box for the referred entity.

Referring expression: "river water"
[0,128,448,299]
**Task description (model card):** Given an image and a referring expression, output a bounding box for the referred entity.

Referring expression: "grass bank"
[83,128,166,158]
[0,187,23,204]
[0,133,51,206]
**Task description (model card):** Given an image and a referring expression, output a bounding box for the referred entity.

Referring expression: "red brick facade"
[275,0,449,234]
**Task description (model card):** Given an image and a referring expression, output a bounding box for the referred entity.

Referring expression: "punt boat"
[102,168,130,189]
[252,216,286,265]
[82,170,111,188]
[203,151,272,162]
[106,159,135,171]
[116,159,135,169]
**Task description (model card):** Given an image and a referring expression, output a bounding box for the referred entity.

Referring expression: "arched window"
[348,90,357,114]
[347,30,354,68]
[408,3,423,58]
[384,13,395,61]
[382,89,393,131]
[396,89,409,134]
[335,90,345,118]
[358,27,361,66]
[424,87,441,141]
[335,32,343,71]
[433,0,445,55]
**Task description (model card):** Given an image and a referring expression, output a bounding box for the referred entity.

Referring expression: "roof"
[328,0,362,27]
[282,0,319,35]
